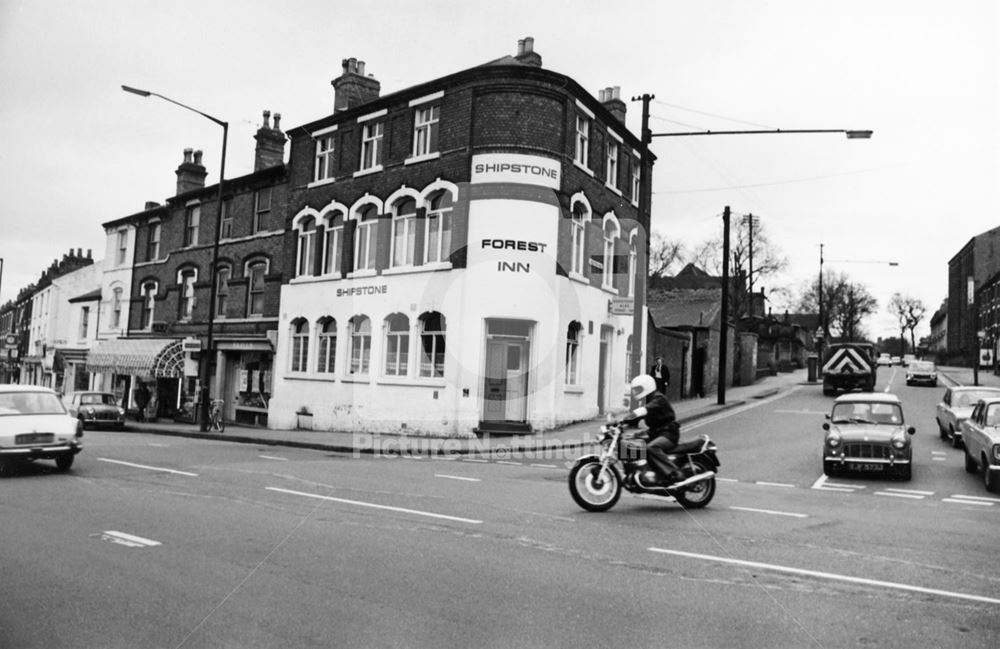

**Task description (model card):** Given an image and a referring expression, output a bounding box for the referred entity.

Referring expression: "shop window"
[316,317,336,373]
[246,260,267,317]
[215,266,231,317]
[290,318,309,373]
[234,353,271,420]
[625,335,633,382]
[353,205,378,272]
[565,321,581,385]
[296,216,316,277]
[391,198,417,268]
[384,313,410,377]
[424,192,453,264]
[349,315,371,375]
[323,211,344,275]
[419,311,446,378]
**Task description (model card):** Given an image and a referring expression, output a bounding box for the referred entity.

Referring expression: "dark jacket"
[624,392,679,444]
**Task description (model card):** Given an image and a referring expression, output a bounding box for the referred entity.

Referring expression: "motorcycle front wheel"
[672,459,716,509]
[568,461,621,512]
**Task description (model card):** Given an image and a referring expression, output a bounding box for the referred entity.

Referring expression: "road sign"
[608,297,634,315]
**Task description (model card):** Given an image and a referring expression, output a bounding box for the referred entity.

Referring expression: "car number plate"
[848,462,884,472]
[15,433,54,445]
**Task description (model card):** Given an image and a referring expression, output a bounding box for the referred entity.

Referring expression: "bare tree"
[649,231,685,278]
[796,270,878,341]
[888,293,927,353]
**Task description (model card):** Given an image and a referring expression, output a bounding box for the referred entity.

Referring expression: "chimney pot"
[193,150,203,166]
[183,148,193,163]
[358,61,365,76]
[87,249,92,258]
[517,39,525,55]
[262,110,271,129]
[273,113,281,130]
[524,36,534,52]
[76,248,82,258]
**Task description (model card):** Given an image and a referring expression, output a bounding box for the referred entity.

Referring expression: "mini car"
[936,386,1000,448]
[905,361,937,387]
[823,393,915,480]
[0,384,83,472]
[961,397,1000,492]
[64,391,126,429]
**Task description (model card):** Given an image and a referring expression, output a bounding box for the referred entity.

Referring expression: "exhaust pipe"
[666,471,716,491]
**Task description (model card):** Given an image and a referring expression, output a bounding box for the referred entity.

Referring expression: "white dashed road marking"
[98,457,198,477]
[730,506,808,518]
[266,486,483,525]
[435,474,482,482]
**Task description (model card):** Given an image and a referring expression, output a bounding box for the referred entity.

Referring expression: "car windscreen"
[831,402,902,425]
[0,391,67,416]
[80,393,117,405]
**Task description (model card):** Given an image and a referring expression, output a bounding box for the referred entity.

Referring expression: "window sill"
[568,271,589,285]
[341,375,371,384]
[377,377,447,388]
[285,374,337,383]
[404,152,441,166]
[602,286,620,296]
[353,165,383,178]
[382,262,452,276]
[564,385,585,394]
[605,183,623,196]
[347,269,378,279]
[307,177,336,189]
[573,161,593,176]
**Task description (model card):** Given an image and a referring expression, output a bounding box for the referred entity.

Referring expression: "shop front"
[215,340,273,427]
[86,337,186,420]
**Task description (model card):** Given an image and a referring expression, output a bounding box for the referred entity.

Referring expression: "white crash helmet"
[630,374,657,400]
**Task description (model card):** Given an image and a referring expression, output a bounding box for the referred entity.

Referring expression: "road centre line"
[496,460,522,466]
[883,488,935,496]
[435,474,482,482]
[951,494,1000,503]
[531,463,557,468]
[259,455,288,461]
[100,531,161,548]
[874,491,924,499]
[647,547,1000,606]
[730,506,808,518]
[756,481,795,488]
[266,487,483,524]
[97,457,198,477]
[942,498,993,507]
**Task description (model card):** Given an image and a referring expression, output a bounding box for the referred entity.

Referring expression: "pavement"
[114,364,1000,456]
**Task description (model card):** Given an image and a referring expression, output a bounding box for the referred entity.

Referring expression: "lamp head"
[121,85,151,97]
[845,130,873,139]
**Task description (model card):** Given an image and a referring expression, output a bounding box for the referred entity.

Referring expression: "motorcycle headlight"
[826,433,841,448]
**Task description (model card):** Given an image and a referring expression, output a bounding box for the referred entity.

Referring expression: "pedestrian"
[648,355,670,395]
[134,382,150,423]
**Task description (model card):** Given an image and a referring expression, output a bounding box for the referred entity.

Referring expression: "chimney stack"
[144,201,161,211]
[599,86,626,124]
[175,147,207,195]
[332,58,381,113]
[514,36,542,67]
[254,109,287,171]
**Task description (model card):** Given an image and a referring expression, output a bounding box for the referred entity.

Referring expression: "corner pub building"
[270,38,652,437]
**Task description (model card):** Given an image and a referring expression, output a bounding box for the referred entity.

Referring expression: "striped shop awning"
[86,338,185,377]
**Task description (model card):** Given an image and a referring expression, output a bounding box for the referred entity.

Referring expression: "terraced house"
[269,38,651,436]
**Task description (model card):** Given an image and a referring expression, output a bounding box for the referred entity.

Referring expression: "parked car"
[877,353,893,367]
[960,397,1000,492]
[901,354,917,367]
[823,393,915,480]
[935,386,1000,448]
[905,360,938,387]
[64,391,126,429]
[0,384,83,472]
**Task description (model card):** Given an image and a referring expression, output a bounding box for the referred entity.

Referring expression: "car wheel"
[965,449,978,473]
[55,455,74,472]
[938,420,948,440]
[951,433,963,450]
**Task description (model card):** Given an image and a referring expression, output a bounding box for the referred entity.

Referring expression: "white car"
[0,385,83,473]
[936,386,1000,448]
[877,353,892,367]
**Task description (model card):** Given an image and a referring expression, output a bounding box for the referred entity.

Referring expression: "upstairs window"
[353,205,379,272]
[570,202,588,276]
[140,281,157,329]
[565,321,582,385]
[602,218,620,290]
[184,205,200,247]
[360,121,384,171]
[79,306,90,340]
[391,198,417,268]
[178,268,197,320]
[628,237,637,297]
[290,319,309,373]
[254,188,271,234]
[323,212,344,276]
[246,260,267,317]
[349,315,372,375]
[111,287,123,329]
[316,317,337,374]
[296,217,316,277]
[631,157,641,204]
[424,192,453,264]
[116,230,128,265]
[412,104,440,158]
[220,198,233,239]
[606,139,619,188]
[215,266,231,317]
[146,222,161,261]
[314,133,336,182]
[575,114,590,167]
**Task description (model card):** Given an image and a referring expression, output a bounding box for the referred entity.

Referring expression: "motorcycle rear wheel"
[568,461,621,512]
[672,460,716,509]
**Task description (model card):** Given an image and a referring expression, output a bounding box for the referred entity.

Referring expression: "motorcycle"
[568,418,720,512]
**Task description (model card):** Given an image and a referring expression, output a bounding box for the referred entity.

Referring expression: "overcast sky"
[1,0,996,340]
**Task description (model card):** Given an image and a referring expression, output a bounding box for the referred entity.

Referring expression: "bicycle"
[209,398,225,432]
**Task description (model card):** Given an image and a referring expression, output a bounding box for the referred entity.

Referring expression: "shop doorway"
[482,319,532,426]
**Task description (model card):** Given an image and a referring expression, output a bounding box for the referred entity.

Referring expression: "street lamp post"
[122,85,227,432]
[632,93,872,405]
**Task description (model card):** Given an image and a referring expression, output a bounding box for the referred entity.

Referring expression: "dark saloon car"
[64,391,126,429]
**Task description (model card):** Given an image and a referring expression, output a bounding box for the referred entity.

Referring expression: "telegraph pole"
[719,206,730,405]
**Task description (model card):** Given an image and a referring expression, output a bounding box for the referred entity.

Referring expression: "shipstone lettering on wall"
[336,285,389,297]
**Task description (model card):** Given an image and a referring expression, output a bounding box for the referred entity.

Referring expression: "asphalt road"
[2,368,998,649]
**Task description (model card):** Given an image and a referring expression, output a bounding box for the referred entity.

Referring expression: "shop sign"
[608,297,634,315]
[471,153,560,190]
[182,337,202,352]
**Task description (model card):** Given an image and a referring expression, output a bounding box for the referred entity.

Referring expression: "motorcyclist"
[623,374,683,485]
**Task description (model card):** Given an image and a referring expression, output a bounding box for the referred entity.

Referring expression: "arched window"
[316,317,336,374]
[424,191,453,264]
[391,198,417,268]
[140,281,157,329]
[297,216,316,277]
[419,311,446,378]
[215,266,231,317]
[348,315,371,375]
[290,318,309,373]
[353,205,379,272]
[111,287,123,329]
[322,210,345,276]
[602,216,620,290]
[384,313,410,376]
[246,259,268,317]
[177,267,198,320]
[570,201,588,276]
[565,321,582,385]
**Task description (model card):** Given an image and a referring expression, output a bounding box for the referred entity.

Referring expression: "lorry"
[821,342,877,396]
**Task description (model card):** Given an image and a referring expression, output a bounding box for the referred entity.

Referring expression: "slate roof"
[648,289,722,329]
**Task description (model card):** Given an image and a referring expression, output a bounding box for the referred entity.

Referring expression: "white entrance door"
[483,338,528,422]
